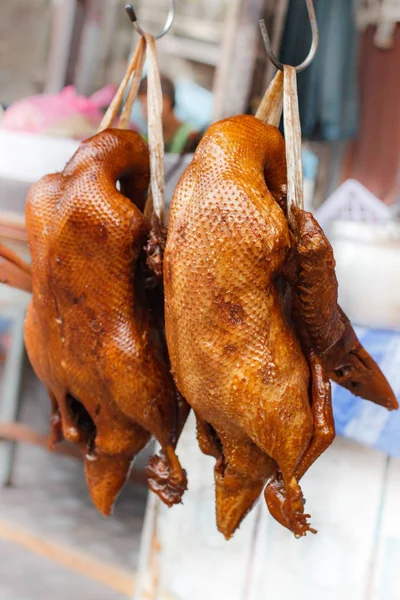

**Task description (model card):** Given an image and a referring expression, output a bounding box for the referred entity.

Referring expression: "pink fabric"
[0,85,117,139]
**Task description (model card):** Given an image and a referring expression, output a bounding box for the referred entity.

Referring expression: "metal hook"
[259,0,319,73]
[125,1,176,40]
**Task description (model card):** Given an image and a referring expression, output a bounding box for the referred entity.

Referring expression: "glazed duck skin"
[165,114,397,538]
[165,115,315,537]
[25,128,187,514]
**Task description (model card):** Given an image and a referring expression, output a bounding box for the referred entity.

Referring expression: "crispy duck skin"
[164,114,397,538]
[165,115,314,537]
[24,128,187,514]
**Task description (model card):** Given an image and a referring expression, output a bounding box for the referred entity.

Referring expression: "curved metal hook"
[125,1,176,40]
[259,0,319,73]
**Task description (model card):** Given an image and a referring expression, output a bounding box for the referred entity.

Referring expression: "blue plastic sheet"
[333,328,400,456]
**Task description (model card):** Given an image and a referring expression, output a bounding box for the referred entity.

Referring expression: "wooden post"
[0,309,27,486]
[98,0,120,85]
[212,0,265,121]
[74,0,104,96]
[45,0,78,93]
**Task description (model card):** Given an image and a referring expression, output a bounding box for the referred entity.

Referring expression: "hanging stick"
[97,37,145,133]
[283,65,304,225]
[0,243,31,275]
[0,260,32,293]
[143,189,154,222]
[255,70,284,127]
[144,33,165,224]
[119,37,146,129]
[0,243,32,293]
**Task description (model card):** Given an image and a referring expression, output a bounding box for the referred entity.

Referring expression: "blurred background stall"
[0,2,399,600]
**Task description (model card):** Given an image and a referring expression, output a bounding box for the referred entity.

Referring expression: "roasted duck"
[164,114,397,538]
[24,128,187,514]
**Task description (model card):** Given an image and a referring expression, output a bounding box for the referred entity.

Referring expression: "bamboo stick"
[255,69,283,126]
[98,37,145,133]
[144,33,165,224]
[283,64,304,225]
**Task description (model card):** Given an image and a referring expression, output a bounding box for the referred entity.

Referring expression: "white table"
[133,413,400,600]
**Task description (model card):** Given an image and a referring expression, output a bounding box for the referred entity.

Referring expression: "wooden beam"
[0,421,148,486]
[0,422,80,460]
[158,36,220,67]
[0,517,134,596]
[0,211,28,243]
[74,0,104,95]
[211,0,241,121]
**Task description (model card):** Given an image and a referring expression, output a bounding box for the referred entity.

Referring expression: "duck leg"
[212,426,275,540]
[295,350,334,481]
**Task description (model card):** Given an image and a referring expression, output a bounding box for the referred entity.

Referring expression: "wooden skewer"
[283,64,304,224]
[119,37,146,129]
[99,28,166,226]
[255,70,284,127]
[97,37,145,133]
[143,189,154,222]
[255,66,305,226]
[144,33,165,224]
[0,517,134,595]
[0,242,31,275]
[0,260,32,293]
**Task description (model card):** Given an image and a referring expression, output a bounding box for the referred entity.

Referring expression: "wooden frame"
[0,308,27,486]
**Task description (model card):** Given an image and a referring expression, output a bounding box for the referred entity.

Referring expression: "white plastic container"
[329,219,400,330]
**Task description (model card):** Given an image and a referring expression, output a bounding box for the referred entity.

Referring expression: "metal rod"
[259,0,318,73]
[125,1,176,40]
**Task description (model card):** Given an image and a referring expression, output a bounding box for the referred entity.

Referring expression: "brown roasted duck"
[24,128,187,514]
[164,114,397,538]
